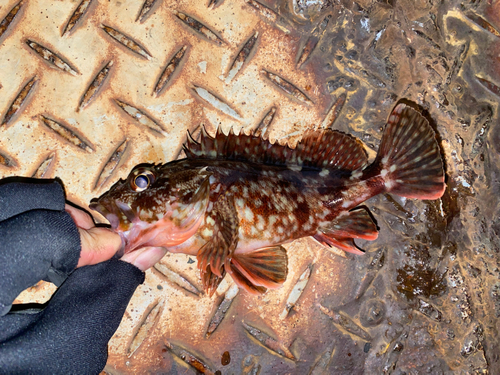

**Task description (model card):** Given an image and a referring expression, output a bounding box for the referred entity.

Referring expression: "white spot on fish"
[269,215,278,226]
[256,215,265,231]
[390,165,397,172]
[351,170,362,180]
[342,200,351,208]
[202,227,213,237]
[236,198,245,208]
[206,216,215,226]
[320,169,329,177]
[244,206,254,221]
[288,164,302,172]
[380,169,388,177]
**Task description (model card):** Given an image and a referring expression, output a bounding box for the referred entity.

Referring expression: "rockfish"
[90,103,445,295]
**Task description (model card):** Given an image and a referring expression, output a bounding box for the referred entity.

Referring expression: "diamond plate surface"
[2,0,500,374]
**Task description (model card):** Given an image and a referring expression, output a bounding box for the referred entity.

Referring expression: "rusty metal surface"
[1,0,499,373]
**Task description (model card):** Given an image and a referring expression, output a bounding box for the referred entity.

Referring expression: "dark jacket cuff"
[0,259,144,374]
[0,210,81,316]
[0,179,66,222]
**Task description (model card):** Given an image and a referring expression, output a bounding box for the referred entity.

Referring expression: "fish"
[90,103,445,296]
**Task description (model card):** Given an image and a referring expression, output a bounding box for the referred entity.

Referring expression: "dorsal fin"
[183,126,368,171]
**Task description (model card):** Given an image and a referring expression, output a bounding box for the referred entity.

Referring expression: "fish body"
[90,104,445,295]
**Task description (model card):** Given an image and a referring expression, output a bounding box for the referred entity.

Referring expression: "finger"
[121,247,167,271]
[77,227,123,267]
[65,203,94,229]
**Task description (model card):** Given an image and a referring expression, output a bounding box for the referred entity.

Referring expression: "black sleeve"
[0,259,145,375]
[0,179,66,222]
[0,209,81,316]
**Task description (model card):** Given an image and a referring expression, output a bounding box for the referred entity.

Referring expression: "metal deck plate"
[1,0,499,373]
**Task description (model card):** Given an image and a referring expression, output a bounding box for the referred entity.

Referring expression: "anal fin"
[313,232,364,255]
[197,195,239,278]
[323,207,378,240]
[315,207,378,255]
[228,246,288,295]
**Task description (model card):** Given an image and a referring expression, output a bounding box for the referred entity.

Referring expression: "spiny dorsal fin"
[183,126,368,171]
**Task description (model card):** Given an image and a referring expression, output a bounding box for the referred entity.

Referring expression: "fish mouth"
[89,199,134,230]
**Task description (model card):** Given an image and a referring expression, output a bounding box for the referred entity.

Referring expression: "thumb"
[77,227,123,267]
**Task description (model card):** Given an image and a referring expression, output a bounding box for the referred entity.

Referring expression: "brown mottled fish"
[90,103,445,295]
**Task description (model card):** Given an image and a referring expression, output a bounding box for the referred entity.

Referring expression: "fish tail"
[370,103,445,199]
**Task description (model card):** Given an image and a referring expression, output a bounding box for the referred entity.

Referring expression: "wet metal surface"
[2,0,499,373]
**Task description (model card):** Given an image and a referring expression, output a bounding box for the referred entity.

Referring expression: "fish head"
[90,163,210,253]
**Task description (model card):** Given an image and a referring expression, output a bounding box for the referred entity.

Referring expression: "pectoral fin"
[228,246,288,295]
[197,195,239,295]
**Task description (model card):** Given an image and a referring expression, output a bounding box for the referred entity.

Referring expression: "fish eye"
[130,169,155,192]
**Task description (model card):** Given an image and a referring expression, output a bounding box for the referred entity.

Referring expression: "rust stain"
[101,25,152,60]
[318,304,372,342]
[297,15,331,68]
[244,0,291,33]
[114,99,165,135]
[262,69,313,105]
[62,0,93,36]
[0,1,22,40]
[79,61,113,111]
[280,264,312,319]
[31,152,55,178]
[136,0,160,23]
[191,85,242,120]
[242,321,296,361]
[174,11,225,46]
[205,284,238,338]
[165,341,217,374]
[94,140,128,190]
[476,76,500,97]
[154,45,188,96]
[226,31,259,82]
[40,115,93,152]
[1,76,36,126]
[26,40,79,75]
[465,11,500,37]
[208,0,224,9]
[128,300,164,357]
[321,92,346,129]
[253,106,276,137]
[154,262,201,296]
[0,150,16,168]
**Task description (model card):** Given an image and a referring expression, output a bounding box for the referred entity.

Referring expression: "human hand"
[65,204,123,268]
[66,204,167,271]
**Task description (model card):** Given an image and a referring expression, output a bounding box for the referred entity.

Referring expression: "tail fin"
[374,104,445,200]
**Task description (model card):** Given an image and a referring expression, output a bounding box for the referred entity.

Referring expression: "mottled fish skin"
[90,103,446,296]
